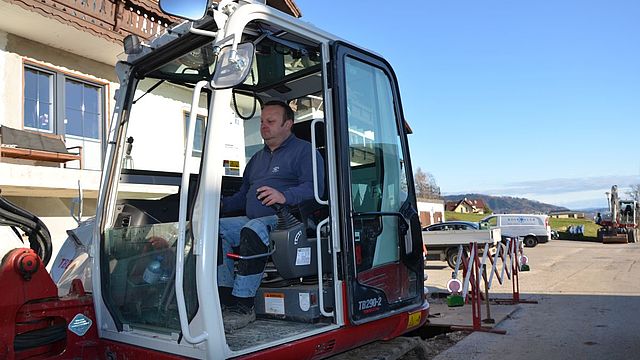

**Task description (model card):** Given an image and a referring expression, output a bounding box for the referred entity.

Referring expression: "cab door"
[330,41,424,323]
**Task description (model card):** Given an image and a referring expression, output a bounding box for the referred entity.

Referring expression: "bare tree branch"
[414,167,441,199]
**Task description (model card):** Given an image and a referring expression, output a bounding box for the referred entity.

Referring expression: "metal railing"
[23,0,174,41]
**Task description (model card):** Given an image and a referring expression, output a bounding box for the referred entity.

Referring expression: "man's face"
[260,105,291,143]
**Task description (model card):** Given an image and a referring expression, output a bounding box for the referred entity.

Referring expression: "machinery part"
[13,249,41,280]
[0,195,53,266]
[523,236,537,248]
[13,323,66,351]
[272,204,301,230]
[0,249,98,359]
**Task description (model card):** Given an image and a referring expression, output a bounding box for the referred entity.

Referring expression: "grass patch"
[549,217,598,238]
[444,211,486,222]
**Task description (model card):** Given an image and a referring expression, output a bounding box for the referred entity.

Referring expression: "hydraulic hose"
[0,195,53,266]
[13,323,67,351]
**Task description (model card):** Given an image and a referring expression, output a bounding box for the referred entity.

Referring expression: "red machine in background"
[597,185,639,243]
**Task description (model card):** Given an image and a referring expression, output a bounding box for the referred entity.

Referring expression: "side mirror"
[211,42,255,89]
[159,0,209,21]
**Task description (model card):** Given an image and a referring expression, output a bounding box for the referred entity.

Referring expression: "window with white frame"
[23,67,54,133]
[23,65,104,141]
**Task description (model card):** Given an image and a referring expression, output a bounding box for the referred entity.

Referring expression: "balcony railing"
[9,0,176,42]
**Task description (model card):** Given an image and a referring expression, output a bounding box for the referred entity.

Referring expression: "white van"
[480,214,551,247]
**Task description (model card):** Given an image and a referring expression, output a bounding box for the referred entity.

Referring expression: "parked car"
[423,221,479,232]
[480,214,551,247]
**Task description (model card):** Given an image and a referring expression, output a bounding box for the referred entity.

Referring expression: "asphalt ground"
[424,239,640,360]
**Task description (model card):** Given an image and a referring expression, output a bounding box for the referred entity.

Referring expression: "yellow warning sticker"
[265,293,285,315]
[407,311,421,328]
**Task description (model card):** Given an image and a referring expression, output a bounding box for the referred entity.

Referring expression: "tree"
[414,167,441,199]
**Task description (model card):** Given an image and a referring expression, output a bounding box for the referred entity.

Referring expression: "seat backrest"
[0,125,70,154]
[290,119,329,235]
[292,119,325,152]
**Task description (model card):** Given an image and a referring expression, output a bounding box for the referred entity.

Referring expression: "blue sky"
[296,0,640,209]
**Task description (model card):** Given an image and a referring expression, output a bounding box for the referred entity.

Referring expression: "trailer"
[423,228,500,268]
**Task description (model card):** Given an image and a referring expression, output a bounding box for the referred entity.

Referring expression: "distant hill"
[444,194,569,214]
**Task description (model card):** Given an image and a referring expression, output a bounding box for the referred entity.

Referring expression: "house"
[0,0,300,265]
[417,198,445,227]
[468,198,487,214]
[549,211,585,219]
[445,197,487,214]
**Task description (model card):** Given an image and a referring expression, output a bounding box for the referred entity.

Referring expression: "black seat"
[292,119,326,154]
[291,118,329,222]
[261,119,330,284]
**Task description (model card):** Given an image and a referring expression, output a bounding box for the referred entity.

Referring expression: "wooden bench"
[0,125,83,168]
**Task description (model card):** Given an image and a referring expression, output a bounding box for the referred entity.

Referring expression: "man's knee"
[237,228,269,276]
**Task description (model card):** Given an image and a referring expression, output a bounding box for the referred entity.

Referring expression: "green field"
[444,211,486,222]
[549,217,598,239]
[444,211,598,240]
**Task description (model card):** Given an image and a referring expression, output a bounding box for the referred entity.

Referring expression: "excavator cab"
[83,1,428,358]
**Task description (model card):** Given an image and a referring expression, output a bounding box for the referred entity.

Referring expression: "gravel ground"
[401,331,470,360]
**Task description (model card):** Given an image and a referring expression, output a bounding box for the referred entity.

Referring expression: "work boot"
[218,287,234,311]
[223,302,256,333]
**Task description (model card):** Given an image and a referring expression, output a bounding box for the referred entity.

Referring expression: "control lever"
[271,203,300,230]
[267,201,312,280]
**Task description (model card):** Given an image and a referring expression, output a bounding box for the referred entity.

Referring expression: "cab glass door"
[332,42,423,322]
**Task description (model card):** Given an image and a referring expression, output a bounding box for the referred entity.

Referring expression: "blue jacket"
[222,134,324,219]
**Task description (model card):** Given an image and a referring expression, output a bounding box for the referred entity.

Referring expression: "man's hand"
[256,186,286,207]
[145,236,169,251]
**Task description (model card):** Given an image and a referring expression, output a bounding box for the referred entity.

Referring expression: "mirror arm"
[188,22,218,38]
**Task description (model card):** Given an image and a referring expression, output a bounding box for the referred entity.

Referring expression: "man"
[218,100,324,332]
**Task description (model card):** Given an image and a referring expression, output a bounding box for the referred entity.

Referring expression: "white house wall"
[417,200,445,225]
[124,82,248,175]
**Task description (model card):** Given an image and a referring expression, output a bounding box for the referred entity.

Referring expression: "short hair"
[262,100,294,123]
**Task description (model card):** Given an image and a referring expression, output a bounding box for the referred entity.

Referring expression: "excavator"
[597,185,639,243]
[0,1,430,358]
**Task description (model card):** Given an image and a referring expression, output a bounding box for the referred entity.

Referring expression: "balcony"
[0,0,176,65]
[5,0,174,42]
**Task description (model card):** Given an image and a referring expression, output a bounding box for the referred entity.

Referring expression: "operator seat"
[261,119,330,284]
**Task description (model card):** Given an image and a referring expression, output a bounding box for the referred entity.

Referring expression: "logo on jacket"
[272,166,280,173]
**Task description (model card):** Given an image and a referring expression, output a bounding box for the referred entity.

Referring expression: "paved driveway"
[426,240,640,360]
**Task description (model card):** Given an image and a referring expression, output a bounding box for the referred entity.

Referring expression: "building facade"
[417,198,445,227]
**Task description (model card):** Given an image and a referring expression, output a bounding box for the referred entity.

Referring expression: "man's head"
[260,100,294,150]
